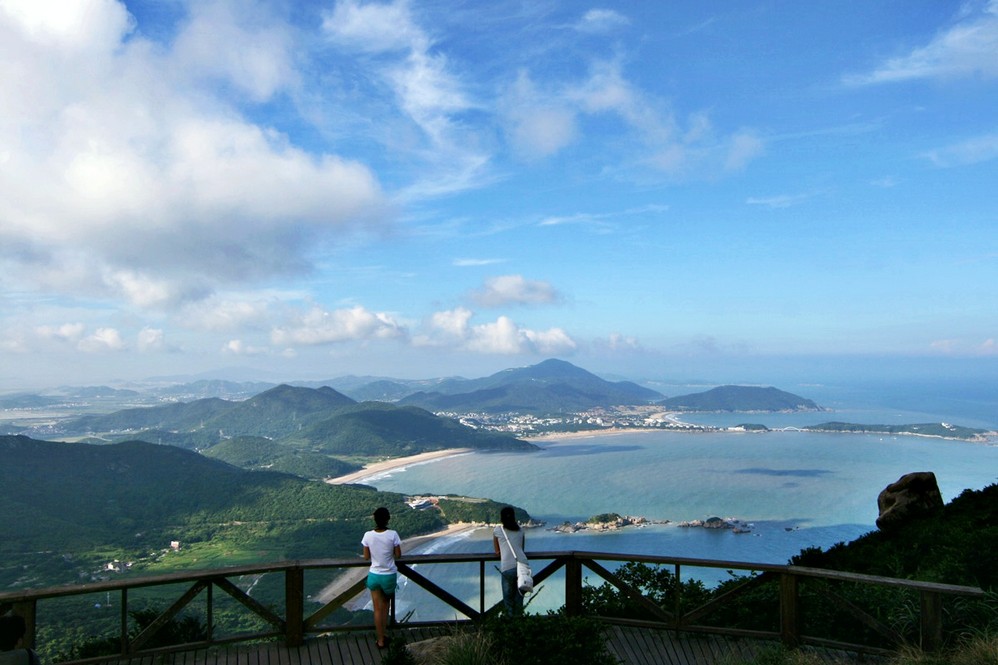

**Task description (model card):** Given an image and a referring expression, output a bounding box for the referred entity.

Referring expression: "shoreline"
[311,522,485,607]
[325,448,475,485]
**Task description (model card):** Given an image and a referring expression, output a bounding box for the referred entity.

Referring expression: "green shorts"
[366,572,398,595]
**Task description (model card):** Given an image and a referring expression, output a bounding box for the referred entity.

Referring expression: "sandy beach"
[326,448,475,486]
[311,522,484,607]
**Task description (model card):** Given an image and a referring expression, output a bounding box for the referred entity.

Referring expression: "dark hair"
[0,614,26,650]
[373,506,391,529]
[500,506,520,531]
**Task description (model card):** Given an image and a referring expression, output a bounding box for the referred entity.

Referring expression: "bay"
[353,403,998,620]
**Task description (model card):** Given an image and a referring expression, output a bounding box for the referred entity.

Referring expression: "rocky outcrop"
[876,471,943,530]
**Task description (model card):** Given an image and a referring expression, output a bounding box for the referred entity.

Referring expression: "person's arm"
[493,536,501,555]
[393,544,402,558]
[363,546,372,560]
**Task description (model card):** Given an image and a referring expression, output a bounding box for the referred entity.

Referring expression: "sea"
[344,385,998,620]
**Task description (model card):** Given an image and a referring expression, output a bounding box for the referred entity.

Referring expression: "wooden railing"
[0,550,987,663]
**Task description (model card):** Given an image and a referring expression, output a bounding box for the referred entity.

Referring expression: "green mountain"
[200,436,362,479]
[399,358,663,413]
[293,402,534,455]
[55,385,535,476]
[658,385,820,411]
[0,435,530,589]
[0,435,433,552]
[793,482,998,590]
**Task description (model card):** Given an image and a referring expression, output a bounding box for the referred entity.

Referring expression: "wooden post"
[565,557,583,616]
[779,573,800,648]
[479,560,486,615]
[285,566,304,647]
[673,564,682,631]
[120,588,128,655]
[920,591,943,652]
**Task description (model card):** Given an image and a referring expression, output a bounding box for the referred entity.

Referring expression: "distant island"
[658,385,822,412]
[802,421,992,442]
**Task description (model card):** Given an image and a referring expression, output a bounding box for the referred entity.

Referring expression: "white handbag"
[501,526,533,593]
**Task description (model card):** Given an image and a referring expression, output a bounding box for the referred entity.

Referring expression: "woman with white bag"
[493,505,531,616]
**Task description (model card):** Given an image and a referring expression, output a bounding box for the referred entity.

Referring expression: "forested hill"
[398,358,663,413]
[658,385,821,411]
[56,384,535,456]
[793,482,998,590]
[0,435,523,588]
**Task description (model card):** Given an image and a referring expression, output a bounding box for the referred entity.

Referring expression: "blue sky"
[1,0,996,390]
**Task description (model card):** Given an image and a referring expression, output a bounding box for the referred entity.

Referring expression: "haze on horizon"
[1,0,996,392]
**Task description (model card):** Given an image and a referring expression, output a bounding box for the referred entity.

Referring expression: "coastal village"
[443,406,717,437]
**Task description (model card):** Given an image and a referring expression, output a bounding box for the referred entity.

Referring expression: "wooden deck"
[96,625,879,665]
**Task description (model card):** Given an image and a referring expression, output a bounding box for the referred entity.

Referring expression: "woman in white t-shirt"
[361,506,402,649]
[492,505,526,616]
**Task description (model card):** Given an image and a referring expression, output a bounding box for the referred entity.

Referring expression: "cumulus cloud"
[78,327,126,353]
[270,305,406,346]
[602,333,643,352]
[222,339,269,356]
[0,0,388,310]
[844,1,998,84]
[471,275,562,307]
[136,327,165,353]
[36,323,86,345]
[172,1,297,102]
[180,297,275,332]
[417,308,576,355]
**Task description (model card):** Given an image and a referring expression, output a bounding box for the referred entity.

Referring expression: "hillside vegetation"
[47,384,535,478]
[0,435,527,589]
[399,358,663,413]
[659,385,821,411]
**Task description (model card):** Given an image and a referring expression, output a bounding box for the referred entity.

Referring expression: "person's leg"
[500,568,519,616]
[371,588,388,646]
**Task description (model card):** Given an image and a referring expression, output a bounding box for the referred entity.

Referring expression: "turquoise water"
[351,403,998,619]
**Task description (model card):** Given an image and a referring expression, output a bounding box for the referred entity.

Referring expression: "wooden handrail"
[0,550,986,662]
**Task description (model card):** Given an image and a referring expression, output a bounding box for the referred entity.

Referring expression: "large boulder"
[876,471,943,530]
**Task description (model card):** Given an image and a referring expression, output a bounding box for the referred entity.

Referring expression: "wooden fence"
[0,550,987,663]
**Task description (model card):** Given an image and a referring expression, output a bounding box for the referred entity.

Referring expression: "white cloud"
[845,2,998,84]
[605,333,642,352]
[78,327,125,353]
[426,307,473,340]
[0,0,133,53]
[574,9,630,34]
[746,193,812,209]
[454,258,506,267]
[36,322,86,344]
[172,1,296,102]
[931,337,998,356]
[418,308,576,355]
[136,327,165,353]
[322,0,487,191]
[501,71,578,160]
[923,132,998,167]
[322,0,427,54]
[271,305,406,346]
[725,131,765,171]
[222,339,268,356]
[0,0,388,311]
[180,297,274,332]
[471,275,561,307]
